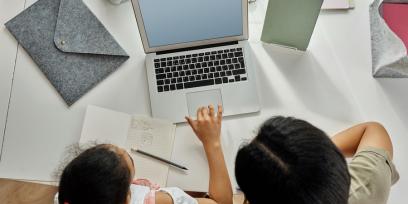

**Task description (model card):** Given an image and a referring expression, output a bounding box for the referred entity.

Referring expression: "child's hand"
[185,104,223,149]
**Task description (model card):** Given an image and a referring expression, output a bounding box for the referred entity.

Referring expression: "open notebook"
[79,105,176,187]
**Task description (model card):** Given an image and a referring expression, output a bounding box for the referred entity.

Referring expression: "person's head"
[58,144,135,204]
[235,116,350,204]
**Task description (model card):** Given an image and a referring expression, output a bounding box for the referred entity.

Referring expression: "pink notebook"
[382,3,408,54]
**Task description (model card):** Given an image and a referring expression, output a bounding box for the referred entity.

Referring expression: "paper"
[80,105,176,187]
[382,3,408,53]
[127,116,176,186]
[322,0,349,9]
[80,106,131,146]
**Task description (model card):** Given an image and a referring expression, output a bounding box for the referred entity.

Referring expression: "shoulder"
[348,147,399,204]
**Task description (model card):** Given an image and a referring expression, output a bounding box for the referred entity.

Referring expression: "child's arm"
[331,122,393,158]
[155,105,232,204]
[186,105,233,204]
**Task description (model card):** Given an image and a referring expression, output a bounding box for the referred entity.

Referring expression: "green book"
[261,0,324,51]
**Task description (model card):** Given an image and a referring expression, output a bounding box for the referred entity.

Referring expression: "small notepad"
[80,105,176,187]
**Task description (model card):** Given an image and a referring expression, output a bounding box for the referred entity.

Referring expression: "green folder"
[261,0,324,51]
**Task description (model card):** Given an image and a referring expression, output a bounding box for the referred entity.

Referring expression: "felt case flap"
[53,0,128,56]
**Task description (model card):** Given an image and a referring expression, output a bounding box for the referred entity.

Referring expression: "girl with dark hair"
[57,105,232,204]
[235,117,399,204]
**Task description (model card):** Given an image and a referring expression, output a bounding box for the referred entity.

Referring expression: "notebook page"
[126,115,176,187]
[80,105,131,146]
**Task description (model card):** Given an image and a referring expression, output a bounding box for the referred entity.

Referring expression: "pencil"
[131,148,188,170]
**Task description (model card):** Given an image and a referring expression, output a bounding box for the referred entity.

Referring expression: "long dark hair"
[58,144,132,204]
[235,116,350,204]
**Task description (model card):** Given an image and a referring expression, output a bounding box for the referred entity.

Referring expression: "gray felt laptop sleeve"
[5,0,129,105]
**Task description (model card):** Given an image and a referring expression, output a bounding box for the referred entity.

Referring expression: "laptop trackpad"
[186,89,223,117]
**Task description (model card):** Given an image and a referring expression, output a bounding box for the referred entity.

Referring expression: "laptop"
[131,0,260,123]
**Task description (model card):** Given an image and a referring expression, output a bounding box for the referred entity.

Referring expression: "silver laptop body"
[131,0,260,123]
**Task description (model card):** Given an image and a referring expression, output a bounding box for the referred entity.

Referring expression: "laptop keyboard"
[154,48,248,92]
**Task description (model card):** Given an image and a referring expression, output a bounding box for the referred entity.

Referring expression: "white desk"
[318,2,408,202]
[0,0,407,203]
[0,0,26,161]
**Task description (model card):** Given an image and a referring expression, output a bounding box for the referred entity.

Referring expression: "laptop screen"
[138,0,243,48]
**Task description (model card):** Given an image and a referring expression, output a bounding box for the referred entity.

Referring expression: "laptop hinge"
[156,41,239,55]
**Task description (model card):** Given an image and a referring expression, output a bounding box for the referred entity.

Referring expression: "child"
[58,105,232,204]
[235,117,399,204]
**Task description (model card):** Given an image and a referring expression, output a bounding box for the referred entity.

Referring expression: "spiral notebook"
[79,105,176,187]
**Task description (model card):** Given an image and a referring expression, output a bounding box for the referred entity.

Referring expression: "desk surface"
[0,0,25,162]
[0,0,407,203]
